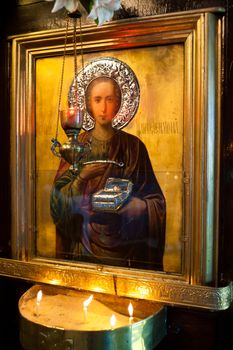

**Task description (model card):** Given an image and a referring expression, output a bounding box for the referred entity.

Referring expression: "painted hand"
[118,197,147,218]
[79,163,108,181]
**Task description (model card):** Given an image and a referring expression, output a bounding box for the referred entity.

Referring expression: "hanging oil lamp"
[51,10,90,172]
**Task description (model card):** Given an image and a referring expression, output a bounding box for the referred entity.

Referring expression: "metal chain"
[53,12,84,141]
[79,17,85,78]
[73,17,78,102]
[54,16,70,141]
[72,16,85,108]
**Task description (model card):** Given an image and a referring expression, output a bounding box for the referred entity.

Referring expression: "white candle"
[83,295,93,323]
[128,302,134,324]
[21,291,140,330]
[110,314,117,330]
[35,290,43,317]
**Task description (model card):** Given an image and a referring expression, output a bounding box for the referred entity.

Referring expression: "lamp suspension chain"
[73,15,85,107]
[73,16,78,104]
[79,17,85,82]
[54,16,70,142]
[50,10,89,169]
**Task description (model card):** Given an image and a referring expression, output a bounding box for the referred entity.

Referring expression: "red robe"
[50,130,166,270]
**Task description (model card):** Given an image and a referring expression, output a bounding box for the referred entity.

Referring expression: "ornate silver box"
[92,177,133,212]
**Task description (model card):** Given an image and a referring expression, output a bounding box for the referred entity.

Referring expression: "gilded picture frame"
[3,7,232,310]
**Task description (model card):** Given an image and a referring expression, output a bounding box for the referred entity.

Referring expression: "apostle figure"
[50,58,166,270]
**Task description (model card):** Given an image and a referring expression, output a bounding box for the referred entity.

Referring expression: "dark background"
[0,1,233,349]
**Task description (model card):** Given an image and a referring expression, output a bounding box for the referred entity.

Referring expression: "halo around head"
[68,57,140,131]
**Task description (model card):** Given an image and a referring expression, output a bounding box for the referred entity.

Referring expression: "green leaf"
[79,0,92,13]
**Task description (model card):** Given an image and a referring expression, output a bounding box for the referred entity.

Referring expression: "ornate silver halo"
[68,57,140,130]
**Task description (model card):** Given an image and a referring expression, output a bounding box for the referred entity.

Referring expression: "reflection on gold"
[137,286,150,297]
[49,279,61,285]
[92,286,106,293]
[36,45,183,273]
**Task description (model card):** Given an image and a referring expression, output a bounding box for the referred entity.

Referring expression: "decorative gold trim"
[0,259,232,310]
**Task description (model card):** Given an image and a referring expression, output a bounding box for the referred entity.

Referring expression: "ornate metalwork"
[1,259,232,310]
[83,160,124,167]
[68,57,140,130]
[92,177,133,212]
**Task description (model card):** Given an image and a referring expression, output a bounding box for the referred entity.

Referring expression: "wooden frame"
[3,7,232,310]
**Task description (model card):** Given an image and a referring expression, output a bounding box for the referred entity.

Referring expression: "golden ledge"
[0,259,232,311]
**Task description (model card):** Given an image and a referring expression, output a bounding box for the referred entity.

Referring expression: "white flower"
[88,0,121,26]
[45,0,79,13]
[45,0,121,26]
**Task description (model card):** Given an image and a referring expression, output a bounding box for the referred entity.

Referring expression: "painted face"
[89,80,118,126]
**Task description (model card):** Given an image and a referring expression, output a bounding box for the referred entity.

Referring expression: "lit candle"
[34,290,43,317]
[67,106,83,127]
[68,106,75,117]
[128,302,134,324]
[83,295,93,323]
[110,314,117,330]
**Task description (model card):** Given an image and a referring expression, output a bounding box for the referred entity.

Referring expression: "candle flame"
[68,106,75,116]
[83,295,93,308]
[36,290,43,304]
[128,302,133,317]
[110,314,117,329]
